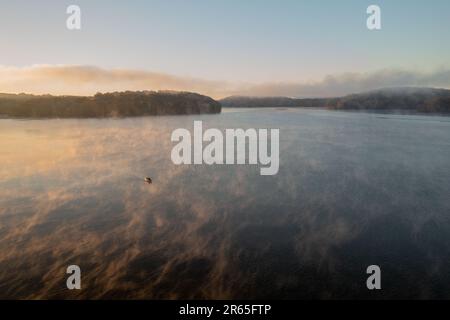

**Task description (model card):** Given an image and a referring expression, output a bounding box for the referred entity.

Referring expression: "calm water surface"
[1,108,450,299]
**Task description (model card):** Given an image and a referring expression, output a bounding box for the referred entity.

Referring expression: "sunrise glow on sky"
[1,0,449,97]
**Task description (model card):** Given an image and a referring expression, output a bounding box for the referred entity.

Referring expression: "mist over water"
[1,108,450,299]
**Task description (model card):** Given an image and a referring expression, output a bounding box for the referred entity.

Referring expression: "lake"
[1,108,450,299]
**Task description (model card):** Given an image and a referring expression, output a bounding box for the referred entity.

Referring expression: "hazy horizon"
[1,65,450,100]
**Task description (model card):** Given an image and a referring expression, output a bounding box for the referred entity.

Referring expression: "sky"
[0,0,449,98]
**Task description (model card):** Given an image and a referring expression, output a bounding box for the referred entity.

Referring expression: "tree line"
[0,91,222,118]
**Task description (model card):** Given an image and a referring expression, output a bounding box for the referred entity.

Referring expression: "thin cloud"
[1,65,450,99]
[0,65,231,98]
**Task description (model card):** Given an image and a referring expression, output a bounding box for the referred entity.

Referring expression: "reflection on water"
[1,109,450,299]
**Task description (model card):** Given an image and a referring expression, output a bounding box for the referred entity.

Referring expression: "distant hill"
[220,96,327,108]
[0,91,221,118]
[220,87,450,113]
[325,87,450,113]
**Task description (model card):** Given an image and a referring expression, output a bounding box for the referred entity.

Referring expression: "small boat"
[144,177,153,184]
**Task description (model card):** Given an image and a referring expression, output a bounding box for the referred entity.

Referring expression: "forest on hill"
[220,87,450,113]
